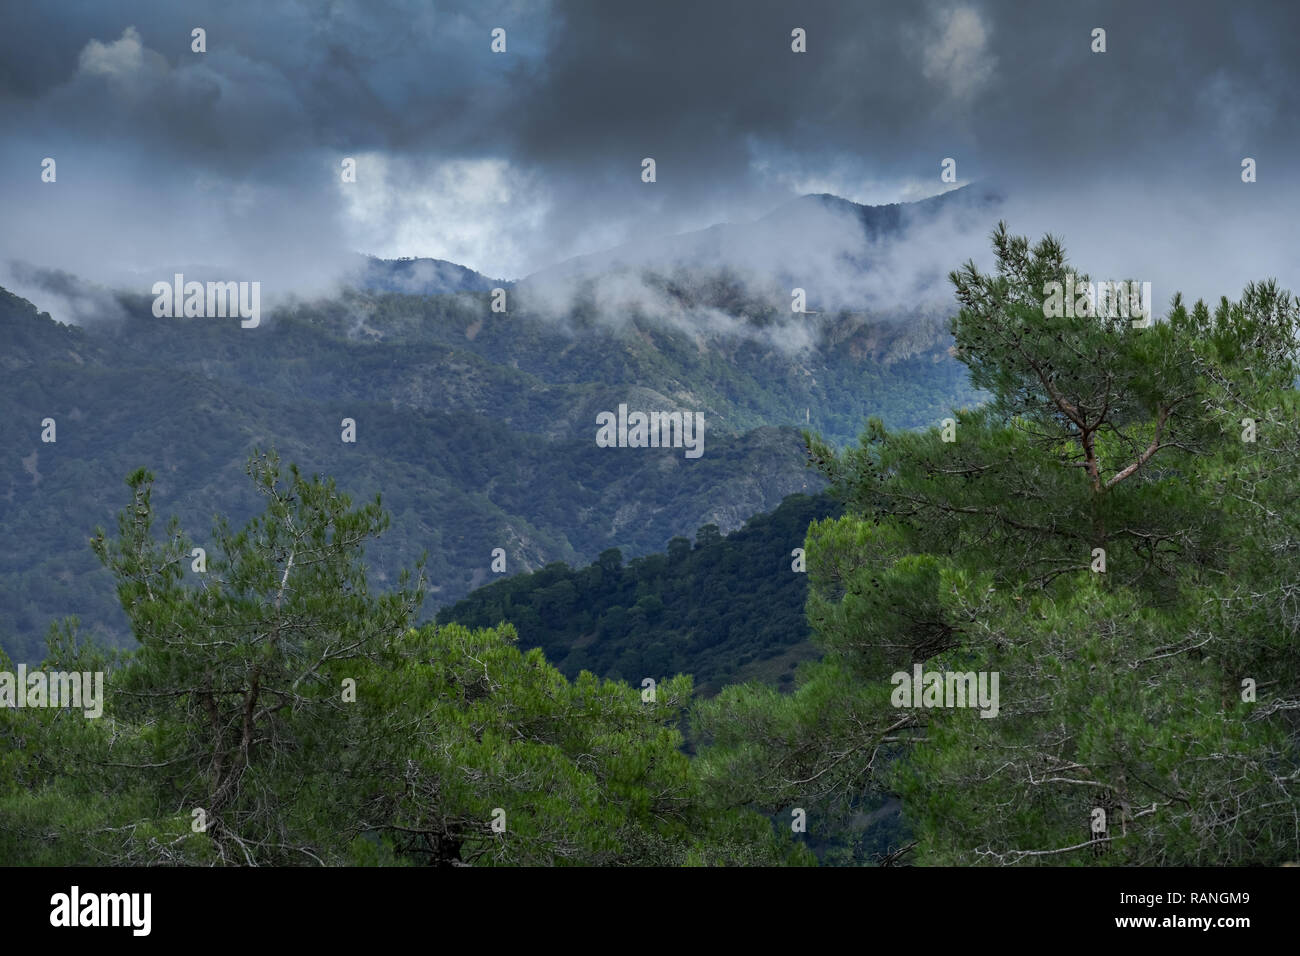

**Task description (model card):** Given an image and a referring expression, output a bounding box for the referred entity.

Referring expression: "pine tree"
[3,450,808,866]
[696,225,1300,865]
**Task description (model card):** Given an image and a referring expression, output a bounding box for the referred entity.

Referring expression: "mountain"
[349,254,506,296]
[529,183,1002,299]
[0,189,995,663]
[438,491,843,695]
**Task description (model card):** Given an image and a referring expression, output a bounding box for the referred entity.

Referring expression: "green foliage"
[438,492,841,694]
[351,623,810,865]
[1,454,805,866]
[0,279,973,662]
[697,224,1300,865]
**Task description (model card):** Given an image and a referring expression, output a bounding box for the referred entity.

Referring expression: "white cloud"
[748,145,958,207]
[77,26,147,78]
[338,154,549,277]
[919,6,996,100]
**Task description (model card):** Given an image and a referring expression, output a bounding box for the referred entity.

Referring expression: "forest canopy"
[3,225,1296,866]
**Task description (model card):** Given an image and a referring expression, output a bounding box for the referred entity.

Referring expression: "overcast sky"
[1,0,1297,316]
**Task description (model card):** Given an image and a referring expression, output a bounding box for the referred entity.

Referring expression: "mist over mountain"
[350,254,506,297]
[535,182,1001,285]
[0,190,987,663]
[516,183,1003,341]
[4,1,1297,879]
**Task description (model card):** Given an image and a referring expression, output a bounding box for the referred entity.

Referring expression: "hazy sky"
[1,0,1297,316]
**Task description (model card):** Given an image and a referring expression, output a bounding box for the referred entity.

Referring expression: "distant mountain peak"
[349,254,506,296]
[520,181,1005,302]
[764,182,1003,229]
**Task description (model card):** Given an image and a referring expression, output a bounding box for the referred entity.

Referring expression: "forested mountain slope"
[438,491,842,694]
[0,189,992,661]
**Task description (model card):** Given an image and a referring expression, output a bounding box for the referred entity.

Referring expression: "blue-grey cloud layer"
[1,0,1296,310]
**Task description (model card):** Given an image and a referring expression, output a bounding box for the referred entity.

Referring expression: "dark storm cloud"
[502,0,1300,256]
[0,0,1296,315]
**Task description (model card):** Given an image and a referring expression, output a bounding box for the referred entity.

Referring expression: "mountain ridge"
[0,187,994,662]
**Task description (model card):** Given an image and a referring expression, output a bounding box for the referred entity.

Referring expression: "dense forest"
[0,215,977,664]
[698,227,1300,865]
[438,492,841,694]
[0,454,812,866]
[3,225,1297,866]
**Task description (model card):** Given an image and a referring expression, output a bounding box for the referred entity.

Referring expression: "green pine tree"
[696,224,1300,865]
